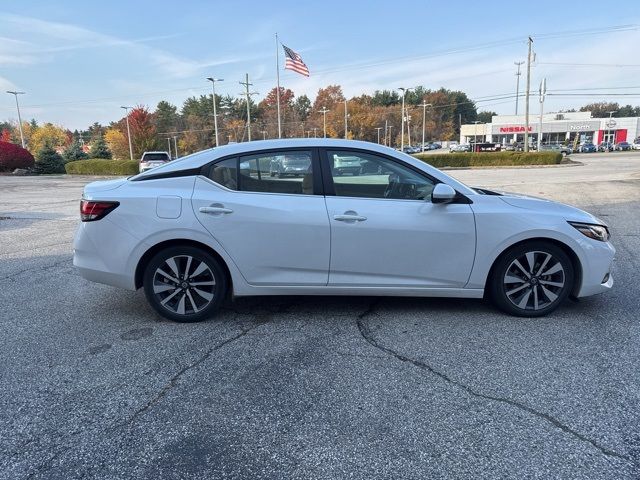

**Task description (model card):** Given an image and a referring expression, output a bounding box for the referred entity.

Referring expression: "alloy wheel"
[503,250,565,311]
[152,255,216,315]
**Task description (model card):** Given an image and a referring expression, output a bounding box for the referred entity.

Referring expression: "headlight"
[568,222,610,242]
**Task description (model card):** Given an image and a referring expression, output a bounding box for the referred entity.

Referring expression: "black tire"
[489,241,574,317]
[143,246,228,322]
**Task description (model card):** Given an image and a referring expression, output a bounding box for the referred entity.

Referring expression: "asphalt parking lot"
[1,152,639,479]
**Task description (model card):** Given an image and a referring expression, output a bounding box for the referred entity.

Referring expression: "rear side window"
[208,150,315,195]
[209,158,238,190]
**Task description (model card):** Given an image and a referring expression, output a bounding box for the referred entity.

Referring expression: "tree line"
[1,88,639,161]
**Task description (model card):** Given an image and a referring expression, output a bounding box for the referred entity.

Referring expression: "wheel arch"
[135,238,233,293]
[484,237,583,298]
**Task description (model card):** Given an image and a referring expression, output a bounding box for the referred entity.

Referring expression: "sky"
[1,0,640,130]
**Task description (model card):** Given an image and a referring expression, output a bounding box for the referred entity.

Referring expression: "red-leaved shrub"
[0,141,35,171]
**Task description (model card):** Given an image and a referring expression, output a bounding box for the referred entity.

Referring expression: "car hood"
[83,178,128,195]
[497,192,605,225]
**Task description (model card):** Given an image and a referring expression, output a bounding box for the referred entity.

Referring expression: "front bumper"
[576,241,615,297]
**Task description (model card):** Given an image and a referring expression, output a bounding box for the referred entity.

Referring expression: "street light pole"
[607,110,617,151]
[319,107,330,138]
[398,87,413,150]
[514,61,524,115]
[524,36,534,152]
[173,136,179,158]
[6,91,26,148]
[167,138,172,159]
[375,127,383,144]
[120,106,134,161]
[206,77,223,147]
[537,78,546,152]
[344,99,348,139]
[472,120,481,153]
[418,102,431,152]
[312,127,318,138]
[388,125,394,147]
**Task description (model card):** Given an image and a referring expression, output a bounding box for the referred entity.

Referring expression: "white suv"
[139,151,171,173]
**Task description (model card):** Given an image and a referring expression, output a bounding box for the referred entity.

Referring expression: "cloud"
[0,13,261,78]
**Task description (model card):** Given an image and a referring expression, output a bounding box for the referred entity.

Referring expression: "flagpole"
[275,33,282,139]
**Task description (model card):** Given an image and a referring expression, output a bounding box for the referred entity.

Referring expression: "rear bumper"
[73,222,138,290]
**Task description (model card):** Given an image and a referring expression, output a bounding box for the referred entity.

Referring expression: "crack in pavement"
[355,300,632,463]
[0,258,72,282]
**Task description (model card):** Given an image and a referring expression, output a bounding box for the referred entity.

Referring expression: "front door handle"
[333,212,367,222]
[199,205,233,215]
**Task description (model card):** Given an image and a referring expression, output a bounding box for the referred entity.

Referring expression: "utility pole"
[300,123,305,138]
[537,78,546,151]
[514,61,524,115]
[319,107,330,138]
[375,127,383,144]
[388,125,394,147]
[419,102,431,152]
[384,119,388,146]
[312,127,318,138]
[173,136,178,158]
[398,87,413,150]
[524,37,534,152]
[6,91,26,148]
[120,106,134,161]
[406,108,412,147]
[239,73,258,141]
[344,99,349,139]
[262,130,267,140]
[167,138,172,159]
[206,77,223,146]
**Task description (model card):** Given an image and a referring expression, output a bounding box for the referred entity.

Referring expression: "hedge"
[0,141,35,171]
[65,159,139,175]
[412,151,562,168]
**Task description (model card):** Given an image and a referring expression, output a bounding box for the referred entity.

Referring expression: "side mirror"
[431,183,457,204]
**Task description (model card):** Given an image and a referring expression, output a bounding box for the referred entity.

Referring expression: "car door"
[322,149,476,288]
[192,149,330,286]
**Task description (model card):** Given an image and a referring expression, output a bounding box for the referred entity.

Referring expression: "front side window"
[239,150,314,195]
[326,150,435,200]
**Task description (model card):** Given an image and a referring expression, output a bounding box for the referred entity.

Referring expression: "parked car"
[633,140,640,150]
[578,143,597,153]
[74,139,614,322]
[450,144,471,152]
[269,153,311,177]
[538,144,572,156]
[614,141,632,151]
[430,143,442,150]
[332,155,363,175]
[139,151,171,173]
[598,142,614,152]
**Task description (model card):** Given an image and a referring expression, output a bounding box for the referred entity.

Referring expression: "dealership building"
[460,111,640,146]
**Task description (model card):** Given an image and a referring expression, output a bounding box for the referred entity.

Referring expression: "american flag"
[282,44,309,77]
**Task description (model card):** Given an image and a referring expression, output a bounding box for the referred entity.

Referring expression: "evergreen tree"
[35,145,66,174]
[90,135,112,159]
[63,138,88,162]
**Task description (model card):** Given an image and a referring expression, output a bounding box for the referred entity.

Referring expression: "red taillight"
[80,200,119,222]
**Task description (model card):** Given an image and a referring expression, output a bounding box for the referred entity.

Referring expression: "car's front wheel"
[489,241,574,317]
[143,246,228,322]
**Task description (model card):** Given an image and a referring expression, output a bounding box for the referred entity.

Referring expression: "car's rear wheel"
[143,246,227,322]
[489,241,574,317]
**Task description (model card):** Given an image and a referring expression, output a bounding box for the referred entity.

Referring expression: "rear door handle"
[333,214,367,222]
[199,205,233,215]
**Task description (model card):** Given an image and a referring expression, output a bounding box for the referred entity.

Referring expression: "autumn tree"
[121,106,160,158]
[104,128,129,160]
[29,123,69,153]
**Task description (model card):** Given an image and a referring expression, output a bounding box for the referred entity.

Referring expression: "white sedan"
[74,139,614,322]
